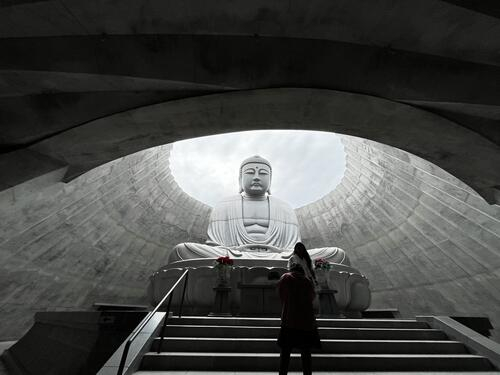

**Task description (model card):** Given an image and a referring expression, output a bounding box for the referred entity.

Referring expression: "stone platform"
[148,259,371,315]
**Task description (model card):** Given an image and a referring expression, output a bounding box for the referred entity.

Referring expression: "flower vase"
[216,265,231,287]
[316,269,329,289]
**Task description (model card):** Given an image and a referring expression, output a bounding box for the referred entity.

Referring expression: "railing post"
[179,271,189,317]
[115,269,188,375]
[156,284,175,354]
[116,340,131,375]
[116,310,153,375]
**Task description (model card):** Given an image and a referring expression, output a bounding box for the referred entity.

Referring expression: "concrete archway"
[27,88,500,204]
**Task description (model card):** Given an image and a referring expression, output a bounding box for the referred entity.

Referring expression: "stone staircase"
[132,316,497,373]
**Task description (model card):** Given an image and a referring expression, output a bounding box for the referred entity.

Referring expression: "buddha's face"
[241,162,271,196]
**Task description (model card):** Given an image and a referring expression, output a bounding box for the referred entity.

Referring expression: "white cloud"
[170,130,345,208]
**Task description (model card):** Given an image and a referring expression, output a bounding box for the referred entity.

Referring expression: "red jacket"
[278,271,316,331]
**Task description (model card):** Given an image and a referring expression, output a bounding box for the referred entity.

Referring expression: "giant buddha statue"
[169,155,349,265]
[151,155,370,315]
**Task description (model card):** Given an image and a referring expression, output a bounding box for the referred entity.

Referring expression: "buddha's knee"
[309,247,350,266]
[168,243,188,262]
[169,242,222,262]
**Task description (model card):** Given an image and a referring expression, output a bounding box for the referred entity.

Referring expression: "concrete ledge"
[417,316,500,369]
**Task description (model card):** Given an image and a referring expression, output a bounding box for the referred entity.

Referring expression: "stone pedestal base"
[149,263,371,315]
[238,283,280,316]
[318,289,340,318]
[209,287,232,316]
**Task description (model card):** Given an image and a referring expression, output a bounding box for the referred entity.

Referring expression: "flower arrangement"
[213,256,233,287]
[314,258,332,271]
[214,256,234,267]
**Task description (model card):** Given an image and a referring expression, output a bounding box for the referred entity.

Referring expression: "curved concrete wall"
[297,136,500,339]
[0,136,499,341]
[0,144,210,339]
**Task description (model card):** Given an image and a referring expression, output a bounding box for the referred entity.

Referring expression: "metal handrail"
[116,269,189,375]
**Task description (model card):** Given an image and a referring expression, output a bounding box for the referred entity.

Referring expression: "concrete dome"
[1,135,499,340]
[0,0,499,342]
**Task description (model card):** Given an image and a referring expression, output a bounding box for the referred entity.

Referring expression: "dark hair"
[294,242,313,274]
[290,263,305,274]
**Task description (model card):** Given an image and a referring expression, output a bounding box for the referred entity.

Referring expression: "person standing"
[287,242,318,285]
[277,261,321,375]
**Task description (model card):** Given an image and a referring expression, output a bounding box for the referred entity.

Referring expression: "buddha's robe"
[169,194,349,265]
[209,195,299,250]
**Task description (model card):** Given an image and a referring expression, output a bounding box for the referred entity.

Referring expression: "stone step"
[151,337,468,354]
[167,316,429,329]
[161,325,448,340]
[140,352,494,371]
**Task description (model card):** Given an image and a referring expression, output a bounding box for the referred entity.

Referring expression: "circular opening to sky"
[170,130,346,208]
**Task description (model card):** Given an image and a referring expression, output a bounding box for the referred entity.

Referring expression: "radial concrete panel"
[1,0,500,66]
[297,136,500,339]
[0,144,210,340]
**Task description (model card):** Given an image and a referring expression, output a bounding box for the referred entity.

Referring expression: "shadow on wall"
[2,311,147,375]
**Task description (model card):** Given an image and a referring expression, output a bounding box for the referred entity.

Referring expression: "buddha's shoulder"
[269,195,294,210]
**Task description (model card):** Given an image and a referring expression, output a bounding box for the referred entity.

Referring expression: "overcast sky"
[170,130,346,208]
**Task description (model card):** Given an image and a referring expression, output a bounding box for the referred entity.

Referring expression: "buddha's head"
[239,155,272,196]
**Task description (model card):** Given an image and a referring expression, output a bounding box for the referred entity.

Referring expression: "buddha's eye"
[244,168,255,174]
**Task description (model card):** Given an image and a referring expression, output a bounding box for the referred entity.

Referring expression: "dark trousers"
[279,347,312,375]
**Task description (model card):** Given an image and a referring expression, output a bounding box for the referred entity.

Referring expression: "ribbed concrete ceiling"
[0,0,499,204]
